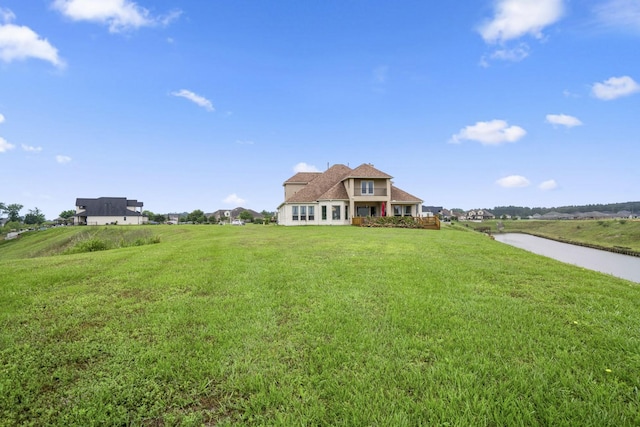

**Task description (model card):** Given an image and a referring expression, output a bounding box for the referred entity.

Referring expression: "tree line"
[491,201,640,218]
[0,202,51,228]
[1,202,276,229]
[144,209,275,224]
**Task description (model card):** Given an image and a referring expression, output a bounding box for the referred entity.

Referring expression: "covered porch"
[350,201,440,229]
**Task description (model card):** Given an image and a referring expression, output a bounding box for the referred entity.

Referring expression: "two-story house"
[75,197,146,225]
[277,163,423,226]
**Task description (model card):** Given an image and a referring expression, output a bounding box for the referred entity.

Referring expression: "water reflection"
[494,233,640,283]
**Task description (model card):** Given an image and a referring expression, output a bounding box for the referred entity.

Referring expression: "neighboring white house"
[74,197,147,225]
[466,209,495,221]
[277,163,423,226]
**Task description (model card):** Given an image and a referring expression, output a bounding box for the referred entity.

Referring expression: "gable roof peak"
[347,163,392,179]
[284,163,352,203]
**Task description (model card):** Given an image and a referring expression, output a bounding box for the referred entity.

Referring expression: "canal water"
[494,233,640,283]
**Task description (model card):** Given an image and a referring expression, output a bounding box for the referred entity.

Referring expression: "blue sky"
[1,0,638,219]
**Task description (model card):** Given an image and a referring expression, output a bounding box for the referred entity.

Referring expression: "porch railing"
[352,217,366,226]
[351,216,440,230]
[354,188,388,197]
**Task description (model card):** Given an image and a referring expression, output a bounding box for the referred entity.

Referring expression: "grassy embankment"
[468,219,640,255]
[1,225,639,425]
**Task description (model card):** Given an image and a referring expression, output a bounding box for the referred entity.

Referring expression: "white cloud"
[0,9,65,67]
[22,144,43,152]
[545,114,583,128]
[223,193,246,205]
[1,8,15,23]
[171,89,214,111]
[0,137,15,153]
[479,0,564,44]
[293,162,320,173]
[55,155,72,164]
[235,140,254,145]
[562,89,580,98]
[592,76,640,100]
[52,0,180,33]
[594,0,640,34]
[0,113,4,123]
[496,175,531,188]
[490,44,530,62]
[372,65,389,84]
[539,179,558,190]
[158,9,183,27]
[450,120,526,145]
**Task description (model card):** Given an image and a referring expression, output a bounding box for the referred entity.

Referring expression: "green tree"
[24,207,46,225]
[60,210,75,219]
[5,204,23,222]
[239,210,253,222]
[3,220,20,231]
[154,214,166,223]
[187,209,206,224]
[260,210,273,223]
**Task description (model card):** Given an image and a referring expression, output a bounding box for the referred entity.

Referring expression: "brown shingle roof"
[282,163,422,205]
[318,181,349,200]
[285,164,352,203]
[347,163,392,179]
[390,185,422,203]
[284,172,322,184]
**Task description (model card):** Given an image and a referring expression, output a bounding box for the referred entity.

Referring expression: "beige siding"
[284,183,307,200]
[82,215,146,225]
[278,203,350,226]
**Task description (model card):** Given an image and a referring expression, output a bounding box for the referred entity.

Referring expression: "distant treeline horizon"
[488,201,640,218]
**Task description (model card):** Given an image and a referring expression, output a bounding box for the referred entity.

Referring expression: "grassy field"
[1,225,639,426]
[473,219,640,254]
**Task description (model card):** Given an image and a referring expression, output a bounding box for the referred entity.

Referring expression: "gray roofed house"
[75,197,147,225]
[278,163,423,226]
[422,206,443,217]
[208,207,264,222]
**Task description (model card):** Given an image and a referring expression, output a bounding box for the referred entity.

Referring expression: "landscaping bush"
[63,228,160,254]
[77,238,109,252]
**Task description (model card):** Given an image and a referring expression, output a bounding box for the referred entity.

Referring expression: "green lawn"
[1,225,639,426]
[478,219,640,253]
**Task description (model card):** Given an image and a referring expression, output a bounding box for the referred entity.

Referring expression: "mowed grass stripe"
[1,225,639,425]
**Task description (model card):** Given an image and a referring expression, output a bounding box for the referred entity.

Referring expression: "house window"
[124,217,127,221]
[405,206,412,216]
[345,206,349,220]
[332,205,341,220]
[292,206,299,221]
[394,206,401,216]
[361,180,374,195]
[308,206,315,221]
[300,206,307,221]
[321,206,327,220]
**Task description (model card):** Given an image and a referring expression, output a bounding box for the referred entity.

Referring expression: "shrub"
[64,229,160,254]
[77,238,109,252]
